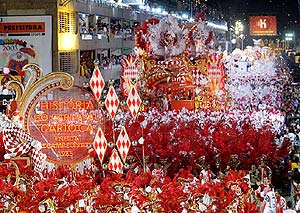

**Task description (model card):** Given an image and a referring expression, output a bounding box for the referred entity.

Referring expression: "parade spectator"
[285,200,297,213]
[249,164,261,190]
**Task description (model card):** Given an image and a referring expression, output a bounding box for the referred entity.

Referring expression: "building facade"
[0,0,152,85]
[0,0,228,86]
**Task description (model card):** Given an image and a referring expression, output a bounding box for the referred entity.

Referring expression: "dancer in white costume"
[262,189,277,213]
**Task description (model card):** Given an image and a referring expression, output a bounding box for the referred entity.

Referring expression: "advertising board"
[0,16,52,74]
[249,16,277,36]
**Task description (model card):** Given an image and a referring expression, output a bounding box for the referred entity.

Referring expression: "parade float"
[0,14,290,212]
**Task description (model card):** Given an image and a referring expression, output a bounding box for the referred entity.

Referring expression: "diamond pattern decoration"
[126,86,141,119]
[123,66,140,79]
[108,149,123,173]
[120,54,140,79]
[105,85,120,121]
[192,68,201,86]
[89,63,105,101]
[93,127,107,164]
[116,127,131,162]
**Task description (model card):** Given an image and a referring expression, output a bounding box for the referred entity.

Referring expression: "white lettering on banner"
[258,19,267,29]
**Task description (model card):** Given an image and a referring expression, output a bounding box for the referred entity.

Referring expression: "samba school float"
[0,14,290,212]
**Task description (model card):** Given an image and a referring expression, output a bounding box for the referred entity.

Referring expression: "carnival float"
[0,13,291,212]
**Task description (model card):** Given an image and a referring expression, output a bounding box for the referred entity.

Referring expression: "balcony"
[78,31,135,50]
[67,0,146,21]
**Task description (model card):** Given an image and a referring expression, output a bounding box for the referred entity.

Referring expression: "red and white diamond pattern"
[207,67,221,79]
[120,54,140,79]
[4,126,33,157]
[192,68,201,86]
[105,86,119,121]
[123,66,140,79]
[126,86,141,119]
[108,149,123,173]
[31,149,47,174]
[3,123,46,174]
[89,64,105,101]
[116,127,131,162]
[93,127,107,164]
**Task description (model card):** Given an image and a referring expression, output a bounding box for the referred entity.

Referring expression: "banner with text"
[28,86,102,164]
[249,16,277,36]
[0,16,52,74]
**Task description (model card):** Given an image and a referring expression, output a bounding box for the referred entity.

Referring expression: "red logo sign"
[249,16,277,36]
[28,86,102,164]
[0,22,46,33]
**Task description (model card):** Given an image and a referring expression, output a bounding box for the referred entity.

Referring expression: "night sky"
[207,0,300,34]
[147,0,300,43]
[148,0,300,28]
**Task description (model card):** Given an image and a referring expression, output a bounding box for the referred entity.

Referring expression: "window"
[59,51,78,74]
[59,11,77,33]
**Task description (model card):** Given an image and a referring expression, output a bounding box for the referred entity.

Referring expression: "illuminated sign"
[285,33,294,37]
[28,86,102,164]
[249,16,277,36]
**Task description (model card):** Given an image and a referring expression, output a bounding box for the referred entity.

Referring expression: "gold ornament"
[43,198,56,213]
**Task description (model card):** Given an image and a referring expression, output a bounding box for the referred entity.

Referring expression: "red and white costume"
[0,113,46,174]
[199,168,212,185]
[152,168,165,182]
[262,190,277,213]
[276,194,286,213]
[257,182,271,201]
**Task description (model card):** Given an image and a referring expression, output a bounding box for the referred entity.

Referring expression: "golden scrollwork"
[60,75,74,90]
[20,72,74,109]
[19,72,74,131]
[21,63,42,91]
[5,80,24,102]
